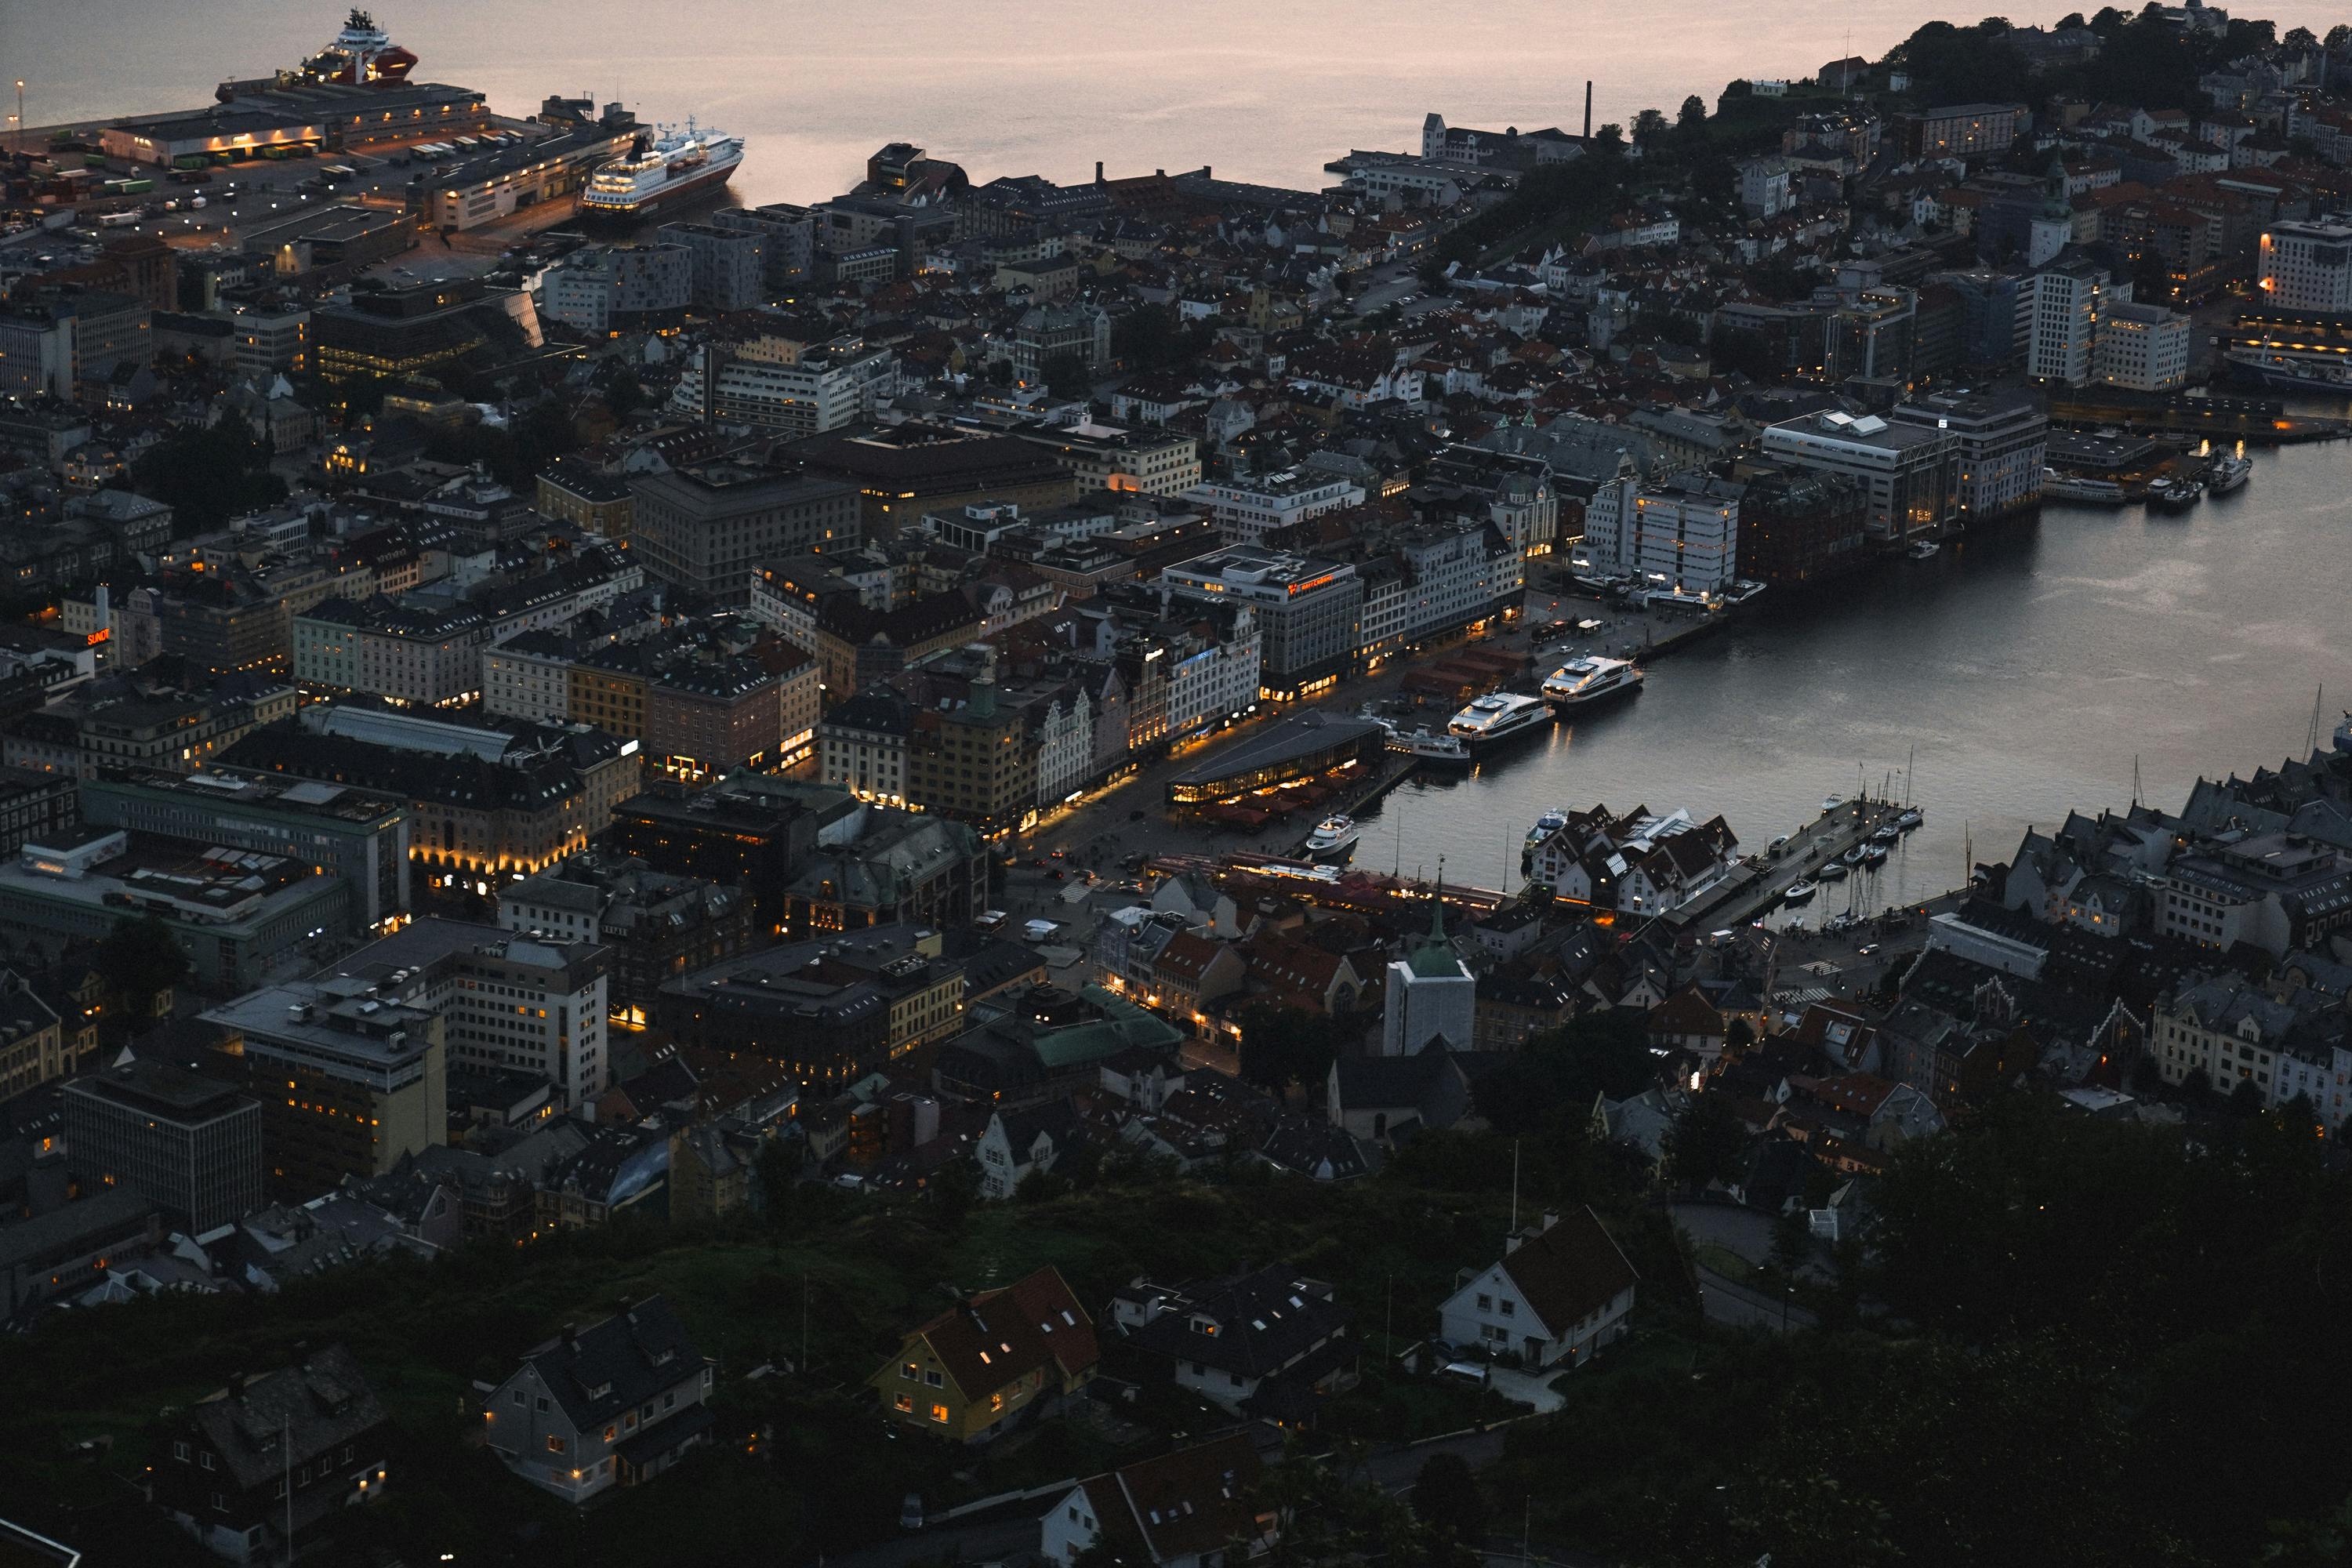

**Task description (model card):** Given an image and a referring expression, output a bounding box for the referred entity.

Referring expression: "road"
[1693,1267,1817,1334]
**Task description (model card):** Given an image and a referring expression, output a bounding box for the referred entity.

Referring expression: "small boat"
[1304,815,1361,860]
[1406,729,1474,767]
[1907,540,1941,560]
[1896,808,1923,830]
[1841,846,1870,867]
[1524,810,1570,855]
[1860,842,1889,866]
[1817,861,1849,882]
[1820,795,1845,814]
[2206,452,2251,495]
[1871,826,1900,844]
[1784,880,1818,904]
[2147,476,2203,513]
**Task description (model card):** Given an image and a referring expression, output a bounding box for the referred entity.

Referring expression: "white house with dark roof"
[1437,1206,1638,1369]
[1040,1432,1272,1568]
[479,1295,716,1504]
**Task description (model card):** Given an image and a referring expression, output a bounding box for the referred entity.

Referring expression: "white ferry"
[1541,655,1644,712]
[1446,692,1553,749]
[1304,815,1362,860]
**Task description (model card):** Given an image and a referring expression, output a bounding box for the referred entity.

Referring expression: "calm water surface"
[1377,437,2352,917]
[16,0,2350,204]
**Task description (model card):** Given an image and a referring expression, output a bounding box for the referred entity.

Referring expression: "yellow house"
[871,1265,1098,1443]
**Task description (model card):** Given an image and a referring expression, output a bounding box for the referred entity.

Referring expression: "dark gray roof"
[515,1295,710,1432]
[1127,1266,1349,1378]
[185,1345,387,1490]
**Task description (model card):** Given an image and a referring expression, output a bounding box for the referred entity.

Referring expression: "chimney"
[1541,1209,1561,1232]
[561,1323,578,1353]
[1504,1233,1523,1255]
[1094,160,1105,184]
[1584,81,1594,140]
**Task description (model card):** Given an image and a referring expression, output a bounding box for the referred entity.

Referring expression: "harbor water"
[1375,436,2352,921]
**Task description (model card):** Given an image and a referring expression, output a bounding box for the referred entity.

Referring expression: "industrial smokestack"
[1584,81,1593,140]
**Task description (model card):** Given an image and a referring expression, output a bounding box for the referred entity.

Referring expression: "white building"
[695,337,897,437]
[1889,390,2047,522]
[1163,604,1260,738]
[2095,302,2192,391]
[2026,256,2122,386]
[1381,897,1475,1056]
[1738,157,1793,216]
[313,917,612,1111]
[481,635,577,723]
[1627,477,1740,596]
[2258,220,2352,313]
[1436,1207,1639,1369]
[1033,688,1094,808]
[1181,473,1363,549]
[1760,410,1961,544]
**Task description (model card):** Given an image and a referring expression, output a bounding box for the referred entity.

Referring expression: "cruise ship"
[2223,344,2352,394]
[1541,655,1643,712]
[1446,692,1553,749]
[579,121,745,226]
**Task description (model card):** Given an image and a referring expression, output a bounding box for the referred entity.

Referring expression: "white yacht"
[1446,692,1554,749]
[1541,655,1644,712]
[1304,814,1362,860]
[1525,809,1570,856]
[1784,880,1818,904]
[1381,722,1473,768]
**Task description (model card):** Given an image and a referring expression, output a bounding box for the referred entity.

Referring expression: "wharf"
[2048,391,2350,445]
[1662,796,1909,933]
[1278,753,1424,857]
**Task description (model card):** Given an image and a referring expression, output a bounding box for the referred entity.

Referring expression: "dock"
[1662,797,1911,932]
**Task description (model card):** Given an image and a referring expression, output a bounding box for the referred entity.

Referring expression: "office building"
[1014,424,1201,496]
[314,917,611,1109]
[82,766,412,932]
[657,221,768,312]
[1161,548,1363,698]
[1889,389,2047,521]
[0,829,350,992]
[1582,468,1741,595]
[906,681,1036,833]
[710,203,815,284]
[697,337,897,437]
[2095,302,2192,391]
[540,244,691,335]
[630,463,860,605]
[63,1057,263,1233]
[1760,410,1961,545]
[1181,472,1365,548]
[2026,257,2120,386]
[2258,221,2352,314]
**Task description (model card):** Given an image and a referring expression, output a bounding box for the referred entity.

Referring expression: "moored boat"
[1446,692,1553,750]
[1304,815,1362,860]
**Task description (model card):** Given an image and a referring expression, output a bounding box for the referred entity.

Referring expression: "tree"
[1677,95,1708,135]
[1235,1003,1355,1091]
[2328,24,2351,49]
[930,1153,979,1229]
[130,427,288,535]
[603,366,646,419]
[2284,25,2318,49]
[1769,1204,1816,1279]
[1592,123,1625,153]
[1664,1092,1746,1191]
[93,914,188,1018]
[1631,107,1670,147]
[1410,1451,1486,1547]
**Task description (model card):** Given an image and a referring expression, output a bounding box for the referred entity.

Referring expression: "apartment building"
[2258,220,2352,313]
[2095,302,2193,391]
[696,338,897,437]
[630,464,860,605]
[1181,472,1365,548]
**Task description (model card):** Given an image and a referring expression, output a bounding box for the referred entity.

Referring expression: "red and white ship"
[578,120,745,226]
[295,9,419,86]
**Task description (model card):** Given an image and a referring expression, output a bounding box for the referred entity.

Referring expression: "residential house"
[1109,1266,1355,1421]
[1436,1207,1638,1369]
[479,1297,717,1504]
[870,1265,1099,1443]
[1039,1434,1272,1568]
[153,1346,390,1566]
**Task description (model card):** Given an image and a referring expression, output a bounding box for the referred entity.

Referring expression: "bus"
[320,165,358,185]
[94,211,140,228]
